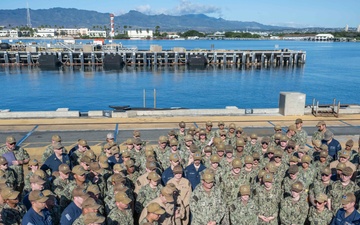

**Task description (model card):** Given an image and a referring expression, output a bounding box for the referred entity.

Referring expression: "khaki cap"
[122,150,131,158]
[28,159,39,166]
[204,145,213,153]
[34,170,47,179]
[225,145,233,153]
[145,149,155,157]
[280,135,288,142]
[111,146,120,155]
[274,125,282,131]
[261,136,271,144]
[179,121,186,128]
[202,172,215,183]
[287,140,296,148]
[72,187,89,198]
[169,153,180,162]
[266,162,277,173]
[244,155,254,164]
[78,139,88,147]
[301,155,311,164]
[72,165,86,176]
[113,164,123,172]
[258,170,266,179]
[83,212,105,225]
[89,162,103,174]
[193,151,202,161]
[341,192,356,205]
[158,136,168,143]
[115,192,132,204]
[29,175,46,185]
[267,147,275,154]
[125,159,135,168]
[80,156,92,164]
[236,127,244,133]
[252,152,260,160]
[345,139,354,147]
[339,150,350,159]
[1,187,20,200]
[134,138,143,145]
[321,167,331,176]
[42,190,55,197]
[320,144,328,151]
[288,165,299,174]
[58,164,71,174]
[236,139,245,147]
[125,138,134,145]
[172,165,183,174]
[184,135,193,142]
[289,155,299,163]
[274,133,282,140]
[206,121,213,126]
[29,190,48,203]
[189,125,196,132]
[133,130,141,137]
[113,183,128,192]
[0,157,7,165]
[232,158,242,168]
[228,123,236,129]
[161,186,174,202]
[210,155,220,163]
[168,130,176,136]
[82,196,101,209]
[316,121,326,127]
[213,137,221,145]
[239,184,251,196]
[263,172,274,183]
[315,193,328,203]
[87,184,101,195]
[250,133,258,139]
[219,130,227,136]
[52,135,61,142]
[291,181,304,193]
[217,143,225,152]
[52,142,63,150]
[295,118,303,124]
[342,167,353,176]
[218,121,225,126]
[336,162,346,171]
[298,145,307,153]
[320,150,328,158]
[84,150,96,160]
[98,155,109,169]
[6,136,16,144]
[169,139,178,146]
[274,150,283,158]
[190,144,199,153]
[147,202,166,215]
[146,161,157,170]
[147,171,161,181]
[199,129,206,136]
[312,140,322,148]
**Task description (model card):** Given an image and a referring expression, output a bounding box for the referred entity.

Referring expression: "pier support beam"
[213,53,217,64]
[27,52,31,65]
[69,52,73,65]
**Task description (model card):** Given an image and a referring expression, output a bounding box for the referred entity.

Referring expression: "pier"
[0,43,306,68]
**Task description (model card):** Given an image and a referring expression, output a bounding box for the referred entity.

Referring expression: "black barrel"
[103,54,124,69]
[38,55,61,68]
[187,55,207,66]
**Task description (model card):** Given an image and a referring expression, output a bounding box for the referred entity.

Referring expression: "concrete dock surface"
[0,113,359,164]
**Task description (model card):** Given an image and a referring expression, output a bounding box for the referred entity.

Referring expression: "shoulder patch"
[65,214,72,221]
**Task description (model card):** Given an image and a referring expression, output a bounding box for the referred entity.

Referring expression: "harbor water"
[0,40,359,111]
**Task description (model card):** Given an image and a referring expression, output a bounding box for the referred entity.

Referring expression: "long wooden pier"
[0,49,306,67]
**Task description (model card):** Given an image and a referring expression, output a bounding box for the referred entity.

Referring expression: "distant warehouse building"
[315,34,334,41]
[127,30,153,39]
[0,29,18,38]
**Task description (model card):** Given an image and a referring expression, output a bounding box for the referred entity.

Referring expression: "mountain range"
[0,8,287,32]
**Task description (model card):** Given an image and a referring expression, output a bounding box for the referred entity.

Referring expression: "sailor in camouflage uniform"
[308,193,333,225]
[107,192,134,225]
[139,202,165,225]
[136,172,163,215]
[308,167,333,206]
[294,118,308,146]
[0,157,16,189]
[312,121,327,142]
[154,136,170,170]
[254,172,281,225]
[279,181,309,225]
[72,196,101,225]
[229,184,258,225]
[0,187,27,225]
[0,136,30,192]
[42,134,67,163]
[190,172,225,225]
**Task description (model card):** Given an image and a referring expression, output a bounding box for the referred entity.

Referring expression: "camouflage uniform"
[309,179,333,202]
[1,203,27,225]
[229,198,258,225]
[294,129,308,146]
[139,217,159,225]
[59,180,91,210]
[48,205,62,225]
[51,176,70,199]
[254,185,282,225]
[2,168,16,189]
[0,146,30,189]
[297,166,316,189]
[135,184,163,214]
[329,180,360,213]
[244,142,262,155]
[69,150,85,166]
[279,196,309,224]
[312,131,324,142]
[42,145,67,163]
[107,208,134,225]
[190,185,225,225]
[126,171,140,190]
[307,206,333,225]
[131,150,145,171]
[153,146,170,170]
[281,177,304,198]
[23,171,34,193]
[221,171,248,206]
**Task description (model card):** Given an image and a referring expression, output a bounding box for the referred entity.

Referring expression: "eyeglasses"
[262,143,269,145]
[315,201,325,205]
[321,174,330,176]
[9,143,16,145]
[220,134,226,137]
[287,147,294,149]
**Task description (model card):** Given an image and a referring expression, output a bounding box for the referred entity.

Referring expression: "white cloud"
[135,4,152,14]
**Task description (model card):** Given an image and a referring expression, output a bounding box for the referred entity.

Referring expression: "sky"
[2,0,360,28]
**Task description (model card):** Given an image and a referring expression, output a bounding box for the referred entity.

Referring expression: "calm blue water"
[0,39,359,111]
